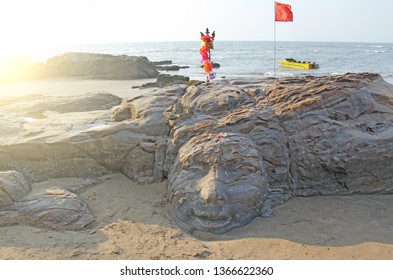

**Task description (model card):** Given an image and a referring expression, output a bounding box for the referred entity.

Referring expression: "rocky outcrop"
[0,88,184,183]
[0,188,94,230]
[134,74,191,88]
[0,171,31,208]
[1,72,393,233]
[166,73,393,232]
[154,60,190,71]
[1,92,122,118]
[262,73,393,197]
[0,172,94,230]
[3,53,159,82]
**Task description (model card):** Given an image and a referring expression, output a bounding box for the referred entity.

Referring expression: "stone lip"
[1,72,393,233]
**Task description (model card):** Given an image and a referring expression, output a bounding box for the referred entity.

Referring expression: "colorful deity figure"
[200,28,216,82]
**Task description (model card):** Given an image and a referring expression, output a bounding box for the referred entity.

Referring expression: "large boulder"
[0,188,94,230]
[1,92,122,119]
[0,171,93,230]
[136,74,190,88]
[112,85,185,135]
[0,171,31,208]
[182,80,256,116]
[167,73,393,233]
[0,88,180,183]
[24,52,159,80]
[263,73,393,196]
[83,54,158,79]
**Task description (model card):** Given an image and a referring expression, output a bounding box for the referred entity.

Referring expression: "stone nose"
[199,168,225,204]
[201,185,222,203]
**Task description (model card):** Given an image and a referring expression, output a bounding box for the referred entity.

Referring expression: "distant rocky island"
[0,52,159,83]
[1,53,393,233]
[0,52,197,83]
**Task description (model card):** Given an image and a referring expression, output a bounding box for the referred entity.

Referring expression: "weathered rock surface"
[168,133,269,233]
[0,171,94,230]
[262,73,393,197]
[0,89,184,183]
[135,74,191,88]
[1,72,393,233]
[153,60,173,65]
[0,188,94,230]
[0,171,31,208]
[167,73,393,232]
[153,60,190,71]
[1,92,122,118]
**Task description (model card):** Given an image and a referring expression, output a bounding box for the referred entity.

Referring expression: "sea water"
[35,41,393,83]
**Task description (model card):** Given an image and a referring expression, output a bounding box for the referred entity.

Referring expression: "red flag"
[275,2,293,22]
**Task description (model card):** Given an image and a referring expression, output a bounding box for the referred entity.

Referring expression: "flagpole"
[273,1,276,77]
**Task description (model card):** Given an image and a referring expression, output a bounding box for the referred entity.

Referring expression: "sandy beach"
[1,78,393,260]
[0,77,155,98]
[1,172,393,260]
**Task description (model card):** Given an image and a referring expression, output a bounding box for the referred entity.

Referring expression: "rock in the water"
[199,62,220,69]
[153,60,173,65]
[136,74,190,88]
[83,54,158,80]
[156,65,181,71]
[17,52,159,81]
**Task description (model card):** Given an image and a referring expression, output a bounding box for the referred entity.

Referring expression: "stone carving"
[167,73,393,232]
[168,133,268,233]
[1,72,393,232]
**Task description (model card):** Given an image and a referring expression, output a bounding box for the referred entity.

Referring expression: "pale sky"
[1,0,392,57]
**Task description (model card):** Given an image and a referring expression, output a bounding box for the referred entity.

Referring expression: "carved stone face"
[168,133,268,233]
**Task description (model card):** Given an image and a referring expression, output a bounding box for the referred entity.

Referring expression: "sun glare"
[0,0,92,82]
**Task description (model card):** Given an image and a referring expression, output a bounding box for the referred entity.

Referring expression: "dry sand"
[1,78,393,260]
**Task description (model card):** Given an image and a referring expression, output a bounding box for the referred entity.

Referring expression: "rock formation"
[0,171,93,230]
[1,53,159,82]
[1,72,393,233]
[0,171,31,208]
[134,73,191,88]
[168,133,269,232]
